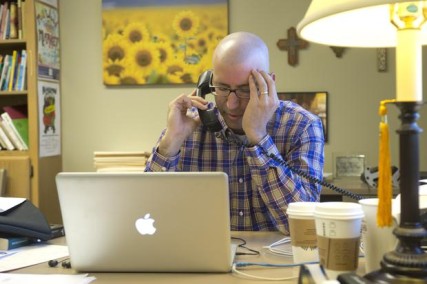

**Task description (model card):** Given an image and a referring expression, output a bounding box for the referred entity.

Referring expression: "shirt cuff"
[148,147,180,171]
[245,135,280,169]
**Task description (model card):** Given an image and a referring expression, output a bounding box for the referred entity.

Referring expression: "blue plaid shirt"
[145,101,324,234]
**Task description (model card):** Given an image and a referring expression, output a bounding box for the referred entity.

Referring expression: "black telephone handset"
[196,70,223,132]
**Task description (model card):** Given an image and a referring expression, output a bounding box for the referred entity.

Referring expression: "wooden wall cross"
[277,27,309,66]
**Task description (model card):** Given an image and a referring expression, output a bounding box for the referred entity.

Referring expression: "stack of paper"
[93,151,150,172]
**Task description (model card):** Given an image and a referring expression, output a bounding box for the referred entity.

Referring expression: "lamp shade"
[297,0,427,47]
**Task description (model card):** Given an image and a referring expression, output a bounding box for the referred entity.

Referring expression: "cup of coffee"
[314,202,364,280]
[359,198,397,273]
[287,202,319,263]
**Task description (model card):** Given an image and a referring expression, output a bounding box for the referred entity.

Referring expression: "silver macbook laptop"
[56,172,235,272]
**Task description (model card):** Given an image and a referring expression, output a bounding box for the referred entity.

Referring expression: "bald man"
[145,32,324,235]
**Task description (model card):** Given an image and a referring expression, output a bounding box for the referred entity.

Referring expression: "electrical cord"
[231,237,260,255]
[231,237,313,281]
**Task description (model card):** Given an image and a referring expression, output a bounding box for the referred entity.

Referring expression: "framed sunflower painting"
[102,0,229,86]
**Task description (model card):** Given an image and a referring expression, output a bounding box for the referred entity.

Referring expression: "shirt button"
[238,178,243,183]
[239,211,243,217]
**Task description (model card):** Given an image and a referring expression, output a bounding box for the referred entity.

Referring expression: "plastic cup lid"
[287,202,318,217]
[314,202,364,220]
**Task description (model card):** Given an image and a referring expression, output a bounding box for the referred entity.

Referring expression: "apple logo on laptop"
[135,213,157,235]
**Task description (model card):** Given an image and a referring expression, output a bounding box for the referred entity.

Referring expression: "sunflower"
[122,22,150,44]
[103,71,120,85]
[103,33,129,62]
[103,59,125,77]
[161,57,185,82]
[155,41,175,64]
[172,10,200,38]
[119,66,147,85]
[162,55,200,84]
[125,41,160,77]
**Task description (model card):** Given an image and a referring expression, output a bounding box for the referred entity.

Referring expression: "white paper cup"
[287,202,319,263]
[359,198,397,273]
[314,202,364,280]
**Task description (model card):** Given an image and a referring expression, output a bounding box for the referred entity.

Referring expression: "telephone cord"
[262,149,365,201]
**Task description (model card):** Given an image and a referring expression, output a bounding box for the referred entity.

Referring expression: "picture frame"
[101,0,229,86]
[333,153,366,178]
[278,92,328,142]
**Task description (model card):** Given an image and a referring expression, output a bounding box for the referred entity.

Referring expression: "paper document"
[0,273,96,284]
[0,197,25,212]
[0,244,69,272]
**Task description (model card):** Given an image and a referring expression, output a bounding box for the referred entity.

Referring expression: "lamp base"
[364,102,427,283]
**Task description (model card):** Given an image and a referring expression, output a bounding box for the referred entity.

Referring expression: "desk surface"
[11,231,366,283]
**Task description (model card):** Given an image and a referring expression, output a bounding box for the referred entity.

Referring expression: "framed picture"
[101,0,229,86]
[278,92,328,142]
[333,153,366,178]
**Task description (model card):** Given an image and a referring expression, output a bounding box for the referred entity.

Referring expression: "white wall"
[60,0,427,174]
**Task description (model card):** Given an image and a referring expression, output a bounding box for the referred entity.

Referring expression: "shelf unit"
[0,0,62,223]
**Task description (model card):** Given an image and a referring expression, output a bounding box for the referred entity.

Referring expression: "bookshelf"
[0,0,62,223]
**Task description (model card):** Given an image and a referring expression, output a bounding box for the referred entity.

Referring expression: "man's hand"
[243,70,279,145]
[158,90,208,157]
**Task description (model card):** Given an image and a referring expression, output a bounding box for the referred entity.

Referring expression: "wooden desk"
[11,231,366,283]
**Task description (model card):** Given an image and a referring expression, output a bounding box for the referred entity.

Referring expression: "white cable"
[262,237,293,256]
[232,263,298,281]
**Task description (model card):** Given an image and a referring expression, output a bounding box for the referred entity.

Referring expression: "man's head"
[211,32,270,134]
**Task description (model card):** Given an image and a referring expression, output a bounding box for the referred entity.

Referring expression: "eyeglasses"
[209,73,251,100]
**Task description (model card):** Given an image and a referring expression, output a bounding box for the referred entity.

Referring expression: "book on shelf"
[0,54,10,90]
[0,117,24,150]
[2,105,28,149]
[7,50,17,91]
[0,1,8,40]
[0,50,25,92]
[8,0,17,39]
[15,49,26,91]
[0,55,11,91]
[0,112,27,151]
[16,0,22,39]
[2,6,9,40]
[0,236,33,250]
[0,124,14,151]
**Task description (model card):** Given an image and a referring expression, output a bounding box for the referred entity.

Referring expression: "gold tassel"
[377,99,395,227]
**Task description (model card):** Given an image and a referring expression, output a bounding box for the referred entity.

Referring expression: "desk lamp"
[297,0,427,282]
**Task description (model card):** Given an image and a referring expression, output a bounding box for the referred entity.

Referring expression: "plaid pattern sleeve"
[145,101,324,235]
